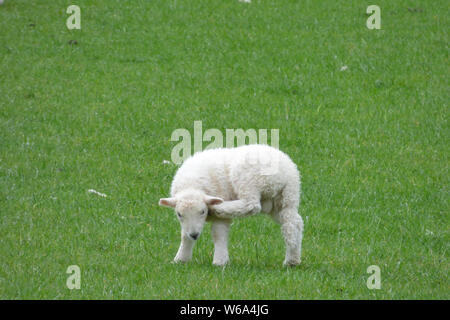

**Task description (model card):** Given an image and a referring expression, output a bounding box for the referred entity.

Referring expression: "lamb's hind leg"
[279,208,303,266]
[272,187,303,266]
[212,196,261,219]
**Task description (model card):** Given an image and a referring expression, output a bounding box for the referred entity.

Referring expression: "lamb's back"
[170,145,299,200]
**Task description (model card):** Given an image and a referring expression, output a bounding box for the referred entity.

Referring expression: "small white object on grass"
[239,0,251,3]
[88,189,107,198]
[340,65,348,71]
[162,160,171,165]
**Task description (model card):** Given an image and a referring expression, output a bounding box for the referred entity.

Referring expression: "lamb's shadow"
[195,259,309,273]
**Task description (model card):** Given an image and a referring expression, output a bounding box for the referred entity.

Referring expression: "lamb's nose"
[190,233,199,240]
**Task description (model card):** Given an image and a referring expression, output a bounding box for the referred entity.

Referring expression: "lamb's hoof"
[211,209,226,218]
[211,204,227,217]
[283,259,301,267]
[212,212,223,218]
[213,259,229,267]
[173,257,191,264]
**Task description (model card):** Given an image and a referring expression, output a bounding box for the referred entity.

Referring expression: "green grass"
[0,0,448,299]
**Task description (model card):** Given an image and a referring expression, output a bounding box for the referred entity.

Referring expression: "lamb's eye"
[176,212,182,218]
[201,210,207,216]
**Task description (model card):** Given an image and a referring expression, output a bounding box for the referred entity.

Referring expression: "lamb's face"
[159,191,223,241]
[175,199,208,240]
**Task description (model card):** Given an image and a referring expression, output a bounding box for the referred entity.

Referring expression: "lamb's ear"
[204,195,224,206]
[159,197,177,208]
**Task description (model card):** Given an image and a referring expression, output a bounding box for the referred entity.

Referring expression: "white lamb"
[159,144,304,266]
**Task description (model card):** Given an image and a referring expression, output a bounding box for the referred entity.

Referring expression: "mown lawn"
[0,0,448,299]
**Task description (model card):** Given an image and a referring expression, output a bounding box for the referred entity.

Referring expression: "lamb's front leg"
[211,218,231,266]
[212,198,261,219]
[173,233,195,263]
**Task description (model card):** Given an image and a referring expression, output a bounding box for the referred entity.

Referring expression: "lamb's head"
[159,189,223,240]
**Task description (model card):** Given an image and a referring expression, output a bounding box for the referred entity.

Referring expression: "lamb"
[159,144,304,266]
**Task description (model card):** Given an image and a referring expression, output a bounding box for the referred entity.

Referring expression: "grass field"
[0,0,448,299]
